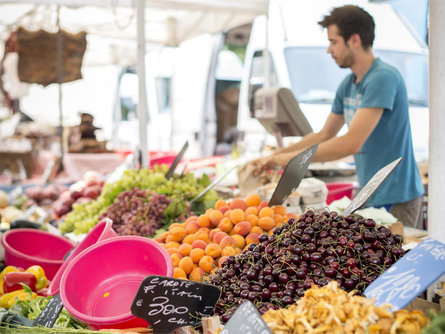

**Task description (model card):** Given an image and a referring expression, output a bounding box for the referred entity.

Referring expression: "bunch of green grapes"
[59,165,217,235]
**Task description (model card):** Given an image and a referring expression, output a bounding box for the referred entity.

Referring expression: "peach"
[178,243,193,257]
[221,246,237,257]
[229,198,248,211]
[220,236,236,248]
[193,230,209,243]
[233,221,251,236]
[199,255,214,274]
[245,206,258,216]
[165,241,180,249]
[169,227,187,242]
[259,207,274,218]
[178,256,194,275]
[189,267,205,282]
[170,253,182,267]
[191,239,207,250]
[174,267,187,279]
[258,201,269,211]
[273,205,287,216]
[274,214,285,225]
[190,248,205,263]
[217,256,228,268]
[209,228,221,241]
[246,214,259,226]
[213,231,228,244]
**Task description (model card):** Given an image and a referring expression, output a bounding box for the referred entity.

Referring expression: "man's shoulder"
[369,59,402,81]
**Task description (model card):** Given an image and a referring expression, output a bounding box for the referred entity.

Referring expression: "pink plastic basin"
[326,182,358,204]
[1,229,75,280]
[48,218,118,296]
[59,236,174,330]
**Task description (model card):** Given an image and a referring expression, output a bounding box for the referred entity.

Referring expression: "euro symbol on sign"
[136,299,143,307]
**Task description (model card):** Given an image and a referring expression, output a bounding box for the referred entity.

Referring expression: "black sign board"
[220,301,272,334]
[130,275,221,334]
[268,144,318,206]
[165,141,189,179]
[343,157,402,216]
[33,294,63,328]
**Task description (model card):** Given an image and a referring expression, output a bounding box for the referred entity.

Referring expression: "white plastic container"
[297,177,328,204]
[303,202,328,214]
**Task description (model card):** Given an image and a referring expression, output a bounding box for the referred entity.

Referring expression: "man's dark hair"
[318,5,375,49]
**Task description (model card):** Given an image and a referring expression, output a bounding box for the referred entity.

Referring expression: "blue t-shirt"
[332,58,424,207]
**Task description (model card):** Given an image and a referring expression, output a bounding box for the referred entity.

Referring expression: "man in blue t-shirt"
[248,5,424,229]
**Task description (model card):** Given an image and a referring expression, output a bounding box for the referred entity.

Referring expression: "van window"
[284,46,428,107]
[248,50,279,117]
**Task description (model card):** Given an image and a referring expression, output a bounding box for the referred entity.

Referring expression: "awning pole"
[137,0,149,168]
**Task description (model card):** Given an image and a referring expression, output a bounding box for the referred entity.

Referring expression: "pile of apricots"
[155,194,297,281]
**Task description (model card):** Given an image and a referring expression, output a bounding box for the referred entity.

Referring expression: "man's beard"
[337,50,354,68]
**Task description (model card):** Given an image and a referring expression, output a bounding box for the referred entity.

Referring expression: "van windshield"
[284,47,429,107]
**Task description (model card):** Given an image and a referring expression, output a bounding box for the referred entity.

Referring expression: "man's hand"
[248,153,291,176]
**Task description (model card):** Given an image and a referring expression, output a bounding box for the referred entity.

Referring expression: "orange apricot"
[158,232,169,243]
[197,214,211,228]
[250,226,264,235]
[245,214,259,226]
[272,205,287,216]
[213,231,228,244]
[246,232,260,245]
[178,256,194,275]
[258,216,276,231]
[173,267,187,279]
[189,267,205,282]
[229,198,248,211]
[185,220,200,234]
[193,231,209,243]
[259,207,274,218]
[245,206,258,216]
[209,228,221,241]
[220,236,236,248]
[191,239,207,250]
[229,209,245,224]
[167,248,180,256]
[217,256,228,268]
[232,234,246,249]
[215,199,228,210]
[165,241,180,249]
[246,193,261,207]
[170,253,182,267]
[218,217,233,233]
[233,221,251,236]
[209,210,224,226]
[274,214,285,225]
[205,243,222,258]
[221,246,237,257]
[258,201,269,211]
[182,234,194,245]
[219,205,230,215]
[178,243,193,257]
[190,248,205,264]
[199,255,214,274]
[169,227,187,242]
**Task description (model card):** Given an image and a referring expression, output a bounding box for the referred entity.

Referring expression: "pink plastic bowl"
[1,229,75,280]
[48,219,118,296]
[59,236,173,330]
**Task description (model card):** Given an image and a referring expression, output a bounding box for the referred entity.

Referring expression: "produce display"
[211,210,405,321]
[59,166,218,235]
[262,281,428,333]
[0,265,49,310]
[156,194,295,281]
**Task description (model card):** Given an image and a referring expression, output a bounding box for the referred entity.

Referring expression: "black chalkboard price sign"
[130,275,221,333]
[268,144,318,206]
[32,293,64,328]
[343,157,402,216]
[220,301,272,334]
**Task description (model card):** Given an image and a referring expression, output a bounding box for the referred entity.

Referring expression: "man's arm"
[312,107,384,161]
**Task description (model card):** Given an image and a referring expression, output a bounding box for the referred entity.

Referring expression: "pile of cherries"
[210,210,405,322]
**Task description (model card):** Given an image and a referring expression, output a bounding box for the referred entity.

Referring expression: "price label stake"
[220,301,272,334]
[165,141,189,179]
[33,294,64,328]
[343,157,402,217]
[131,275,221,334]
[268,144,318,206]
[365,238,445,310]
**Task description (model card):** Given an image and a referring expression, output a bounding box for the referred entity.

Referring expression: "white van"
[238,0,429,162]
